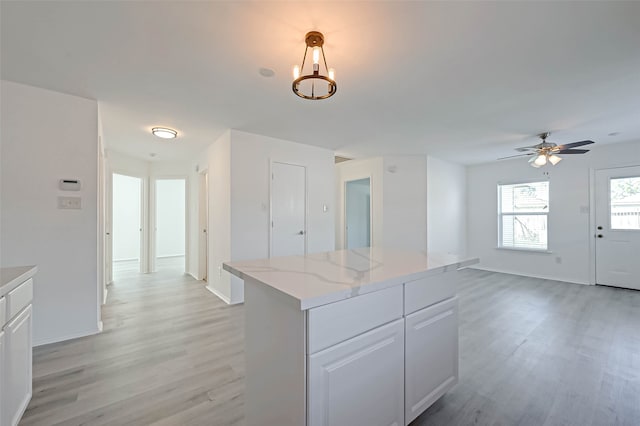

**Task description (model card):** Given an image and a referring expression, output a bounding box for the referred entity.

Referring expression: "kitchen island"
[224,248,478,426]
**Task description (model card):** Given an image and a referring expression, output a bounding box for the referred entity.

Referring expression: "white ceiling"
[2,1,639,164]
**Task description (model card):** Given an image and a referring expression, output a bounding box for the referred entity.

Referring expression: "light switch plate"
[58,196,82,209]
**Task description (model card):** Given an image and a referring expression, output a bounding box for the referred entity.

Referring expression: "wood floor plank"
[21,261,640,426]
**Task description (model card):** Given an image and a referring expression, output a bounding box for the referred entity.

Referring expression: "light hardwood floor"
[21,268,640,425]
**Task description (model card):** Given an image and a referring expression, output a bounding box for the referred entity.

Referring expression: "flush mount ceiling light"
[151,127,177,139]
[292,31,336,100]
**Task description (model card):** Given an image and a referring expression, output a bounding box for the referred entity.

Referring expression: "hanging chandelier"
[292,31,336,100]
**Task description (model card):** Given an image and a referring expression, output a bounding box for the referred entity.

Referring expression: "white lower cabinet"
[0,329,4,424]
[4,304,33,426]
[308,318,405,426]
[404,297,458,424]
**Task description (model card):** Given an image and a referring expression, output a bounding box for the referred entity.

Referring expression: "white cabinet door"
[405,297,458,425]
[308,318,404,426]
[0,329,4,424]
[4,305,32,426]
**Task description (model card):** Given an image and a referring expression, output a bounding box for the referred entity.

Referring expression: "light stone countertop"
[224,248,478,310]
[1,265,37,297]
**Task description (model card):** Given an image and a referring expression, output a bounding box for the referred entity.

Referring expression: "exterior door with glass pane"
[595,166,640,290]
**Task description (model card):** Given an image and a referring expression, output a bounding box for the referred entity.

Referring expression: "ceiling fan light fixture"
[152,127,178,139]
[548,154,563,165]
[533,154,547,167]
[292,31,337,100]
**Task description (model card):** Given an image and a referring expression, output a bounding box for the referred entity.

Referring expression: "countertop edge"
[0,265,38,297]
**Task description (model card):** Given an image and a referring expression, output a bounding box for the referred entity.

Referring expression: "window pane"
[500,182,549,213]
[501,215,548,250]
[610,176,640,230]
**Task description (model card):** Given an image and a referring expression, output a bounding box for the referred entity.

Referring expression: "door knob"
[597,234,603,238]
[298,230,305,235]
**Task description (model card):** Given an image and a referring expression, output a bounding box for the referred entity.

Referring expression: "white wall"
[1,80,100,345]
[230,130,335,258]
[194,130,335,304]
[467,139,640,284]
[427,156,466,256]
[382,156,428,251]
[335,156,427,252]
[201,131,232,302]
[335,158,384,249]
[228,130,335,303]
[112,173,142,261]
[155,179,185,257]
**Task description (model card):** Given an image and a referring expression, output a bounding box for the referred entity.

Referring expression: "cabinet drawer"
[404,271,457,315]
[7,278,33,320]
[307,285,403,354]
[0,297,5,327]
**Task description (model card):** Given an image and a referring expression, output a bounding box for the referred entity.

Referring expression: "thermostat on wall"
[59,179,81,191]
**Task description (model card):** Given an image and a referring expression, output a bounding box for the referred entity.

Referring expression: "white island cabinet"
[224,248,477,426]
[1,266,37,426]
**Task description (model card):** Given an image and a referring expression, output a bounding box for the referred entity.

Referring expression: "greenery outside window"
[498,181,549,250]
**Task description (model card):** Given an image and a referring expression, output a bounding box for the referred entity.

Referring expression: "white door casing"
[199,171,209,281]
[595,165,640,290]
[270,162,306,258]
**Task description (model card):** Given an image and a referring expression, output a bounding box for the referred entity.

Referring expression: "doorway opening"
[345,178,371,249]
[112,173,143,279]
[198,171,209,281]
[153,178,187,274]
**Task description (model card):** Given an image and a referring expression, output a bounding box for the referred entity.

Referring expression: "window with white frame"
[498,181,549,250]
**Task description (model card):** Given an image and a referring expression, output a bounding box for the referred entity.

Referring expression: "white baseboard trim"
[205,285,232,304]
[469,265,590,286]
[34,325,102,347]
[188,271,200,281]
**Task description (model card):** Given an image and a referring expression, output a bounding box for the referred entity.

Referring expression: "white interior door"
[595,165,640,290]
[271,162,306,257]
[112,173,143,273]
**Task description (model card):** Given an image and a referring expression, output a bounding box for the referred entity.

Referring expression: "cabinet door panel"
[308,319,404,426]
[405,297,458,425]
[4,305,32,426]
[0,330,4,424]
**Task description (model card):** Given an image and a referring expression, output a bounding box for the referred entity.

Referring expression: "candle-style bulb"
[312,47,320,65]
[293,65,300,79]
[328,68,335,81]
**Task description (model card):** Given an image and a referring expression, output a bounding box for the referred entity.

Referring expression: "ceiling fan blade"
[555,140,595,150]
[555,149,590,154]
[497,153,535,160]
[515,146,540,152]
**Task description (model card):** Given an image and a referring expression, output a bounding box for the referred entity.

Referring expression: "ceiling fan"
[499,132,595,168]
